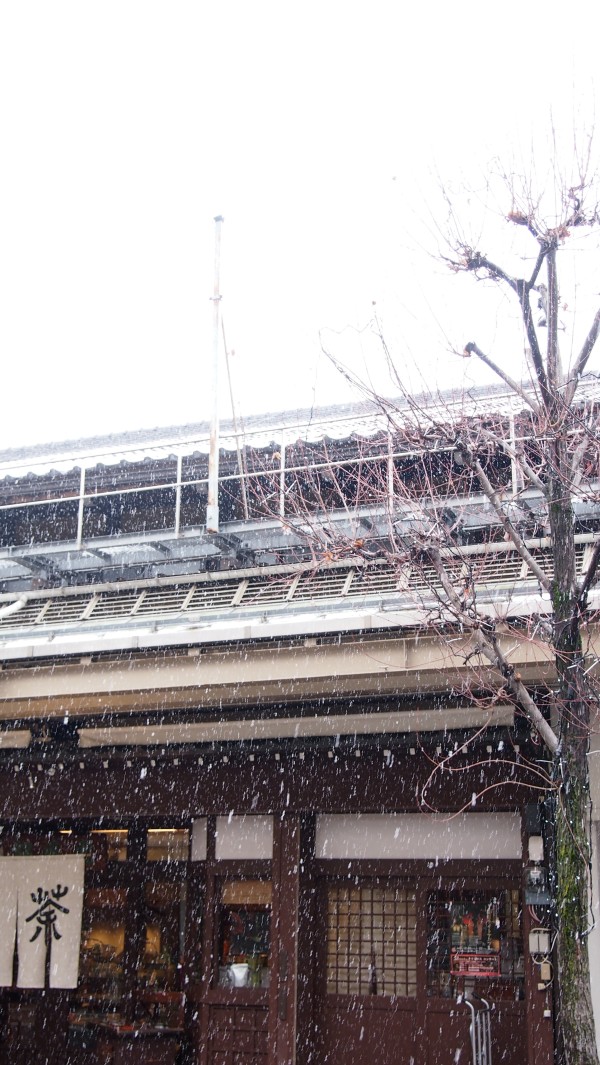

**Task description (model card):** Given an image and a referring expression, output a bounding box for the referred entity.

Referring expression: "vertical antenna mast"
[207,214,223,533]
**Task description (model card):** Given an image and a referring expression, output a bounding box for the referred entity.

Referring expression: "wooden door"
[314,877,418,1065]
[423,882,528,1065]
[196,871,272,1065]
[312,874,532,1065]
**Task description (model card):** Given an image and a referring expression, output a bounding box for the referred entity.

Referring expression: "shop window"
[1,827,74,856]
[79,888,128,1018]
[217,880,272,988]
[2,831,41,856]
[326,881,417,997]
[137,881,186,992]
[0,826,129,865]
[427,888,524,999]
[89,829,128,863]
[146,828,190,862]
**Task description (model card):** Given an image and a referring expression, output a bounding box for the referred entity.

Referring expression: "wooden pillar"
[269,814,314,1065]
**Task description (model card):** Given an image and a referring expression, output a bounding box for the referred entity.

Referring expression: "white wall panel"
[191,818,207,861]
[215,815,274,860]
[316,812,522,860]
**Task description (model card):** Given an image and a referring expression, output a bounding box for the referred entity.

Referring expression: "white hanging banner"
[0,858,19,986]
[15,856,85,989]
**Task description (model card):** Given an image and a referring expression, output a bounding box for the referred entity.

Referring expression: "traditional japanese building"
[0,382,598,1065]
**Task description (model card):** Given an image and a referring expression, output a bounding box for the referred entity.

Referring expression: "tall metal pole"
[207,215,223,533]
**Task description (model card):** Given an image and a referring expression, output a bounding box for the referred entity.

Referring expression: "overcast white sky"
[2,1,600,448]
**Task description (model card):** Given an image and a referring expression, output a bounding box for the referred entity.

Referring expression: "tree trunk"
[554,742,597,1065]
[549,434,599,1065]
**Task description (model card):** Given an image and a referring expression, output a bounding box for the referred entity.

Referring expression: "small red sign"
[450,951,500,977]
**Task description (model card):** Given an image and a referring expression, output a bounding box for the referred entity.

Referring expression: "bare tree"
[441,173,600,1065]
[244,164,600,1065]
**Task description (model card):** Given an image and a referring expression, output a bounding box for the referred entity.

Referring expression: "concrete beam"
[0,628,563,720]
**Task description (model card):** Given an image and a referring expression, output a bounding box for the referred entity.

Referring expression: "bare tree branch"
[578,538,600,603]
[457,447,553,593]
[528,241,550,289]
[546,244,563,391]
[476,628,560,754]
[515,277,551,401]
[485,435,546,495]
[462,342,540,414]
[459,249,520,290]
[426,547,558,752]
[455,244,552,400]
[565,306,600,407]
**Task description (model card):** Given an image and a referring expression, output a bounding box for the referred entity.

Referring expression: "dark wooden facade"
[0,746,554,1065]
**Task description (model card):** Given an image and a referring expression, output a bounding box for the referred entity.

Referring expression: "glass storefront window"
[427,888,524,998]
[326,882,417,997]
[90,829,128,863]
[146,829,190,862]
[0,826,132,860]
[217,880,272,988]
[137,881,185,993]
[1,827,77,856]
[78,888,127,1018]
[1,827,128,863]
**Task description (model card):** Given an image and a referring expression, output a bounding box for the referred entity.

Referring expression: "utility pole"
[207,214,223,533]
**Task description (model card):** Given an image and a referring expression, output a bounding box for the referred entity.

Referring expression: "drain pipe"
[0,595,28,619]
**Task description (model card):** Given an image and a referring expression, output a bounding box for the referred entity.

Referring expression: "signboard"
[450,950,500,977]
[0,856,84,989]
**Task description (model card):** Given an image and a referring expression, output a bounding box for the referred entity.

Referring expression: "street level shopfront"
[0,747,553,1065]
